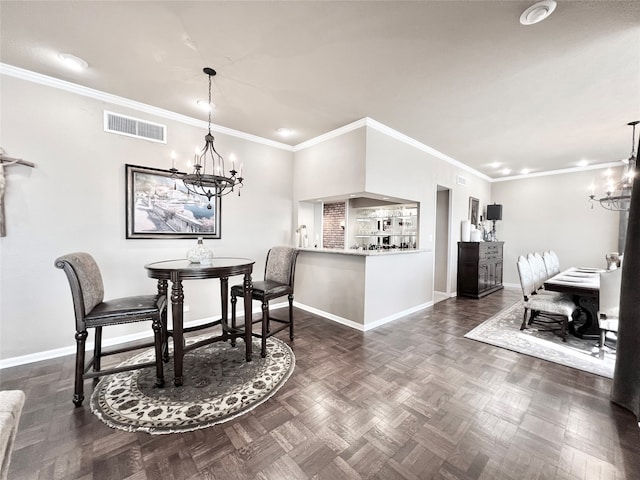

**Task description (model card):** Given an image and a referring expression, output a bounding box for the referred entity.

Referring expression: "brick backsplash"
[323,202,345,249]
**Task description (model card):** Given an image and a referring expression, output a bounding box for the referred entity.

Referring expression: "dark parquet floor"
[2,288,640,479]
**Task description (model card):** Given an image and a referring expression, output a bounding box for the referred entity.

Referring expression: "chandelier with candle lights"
[170,67,243,209]
[589,120,638,211]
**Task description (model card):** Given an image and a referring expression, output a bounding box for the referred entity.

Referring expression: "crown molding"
[492,162,624,182]
[0,63,295,152]
[3,63,615,183]
[294,117,492,182]
[293,118,369,150]
[363,118,493,182]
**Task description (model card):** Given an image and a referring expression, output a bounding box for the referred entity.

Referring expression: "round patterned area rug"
[90,336,295,434]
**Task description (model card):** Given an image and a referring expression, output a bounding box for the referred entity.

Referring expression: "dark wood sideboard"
[457,241,504,298]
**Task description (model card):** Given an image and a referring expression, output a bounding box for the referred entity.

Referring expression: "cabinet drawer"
[480,244,502,259]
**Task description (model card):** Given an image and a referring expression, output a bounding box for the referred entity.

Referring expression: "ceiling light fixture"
[170,67,243,208]
[58,53,88,71]
[277,127,293,137]
[196,99,214,112]
[589,120,638,211]
[520,0,557,25]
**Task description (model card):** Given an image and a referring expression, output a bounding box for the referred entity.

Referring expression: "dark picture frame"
[469,196,479,226]
[126,164,221,239]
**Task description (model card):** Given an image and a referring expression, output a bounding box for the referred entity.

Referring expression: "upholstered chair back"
[264,246,299,288]
[542,251,554,277]
[534,252,548,282]
[54,253,105,325]
[517,255,536,299]
[599,267,622,319]
[526,253,547,290]
[549,250,561,274]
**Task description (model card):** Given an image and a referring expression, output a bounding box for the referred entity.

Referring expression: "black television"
[486,204,503,221]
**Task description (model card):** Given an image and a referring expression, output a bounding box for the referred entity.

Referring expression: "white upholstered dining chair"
[598,267,622,357]
[543,250,561,277]
[517,255,578,341]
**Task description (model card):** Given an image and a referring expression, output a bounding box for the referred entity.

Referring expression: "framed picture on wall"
[125,164,221,239]
[469,196,479,226]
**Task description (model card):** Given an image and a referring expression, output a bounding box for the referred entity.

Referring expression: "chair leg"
[73,330,88,407]
[520,308,529,330]
[288,293,294,340]
[93,326,102,373]
[230,293,237,348]
[152,316,164,388]
[261,300,268,358]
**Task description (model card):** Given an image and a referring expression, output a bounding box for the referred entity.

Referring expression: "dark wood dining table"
[145,257,254,386]
[544,266,603,339]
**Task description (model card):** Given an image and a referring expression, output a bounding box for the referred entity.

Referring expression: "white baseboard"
[0,303,288,370]
[1,300,423,368]
[293,301,432,332]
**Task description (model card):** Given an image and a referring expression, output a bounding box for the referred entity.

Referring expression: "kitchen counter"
[297,247,429,256]
[294,248,433,331]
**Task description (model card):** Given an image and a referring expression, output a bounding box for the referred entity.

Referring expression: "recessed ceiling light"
[520,168,530,175]
[58,53,88,71]
[577,160,589,167]
[277,127,293,137]
[520,1,557,26]
[196,100,214,112]
[502,168,511,175]
[490,162,501,169]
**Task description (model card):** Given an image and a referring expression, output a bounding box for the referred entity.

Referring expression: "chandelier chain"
[170,67,244,208]
[208,73,213,135]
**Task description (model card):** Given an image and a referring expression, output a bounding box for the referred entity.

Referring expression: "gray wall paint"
[492,169,621,286]
[0,75,293,360]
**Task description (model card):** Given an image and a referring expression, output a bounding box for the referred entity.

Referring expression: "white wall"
[293,128,366,201]
[0,75,293,361]
[492,169,621,285]
[364,127,492,293]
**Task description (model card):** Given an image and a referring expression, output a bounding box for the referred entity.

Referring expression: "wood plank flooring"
[2,289,640,479]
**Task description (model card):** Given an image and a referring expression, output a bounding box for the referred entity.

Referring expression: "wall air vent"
[104,111,166,143]
[456,174,467,186]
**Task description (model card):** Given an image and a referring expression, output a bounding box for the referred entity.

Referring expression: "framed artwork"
[126,164,221,239]
[468,196,479,226]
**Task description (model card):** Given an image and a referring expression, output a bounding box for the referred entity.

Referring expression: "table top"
[145,257,254,280]
[544,266,603,296]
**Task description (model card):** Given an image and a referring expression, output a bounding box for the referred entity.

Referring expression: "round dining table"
[145,257,254,386]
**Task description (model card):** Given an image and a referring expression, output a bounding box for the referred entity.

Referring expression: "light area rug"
[90,336,295,434]
[465,301,615,378]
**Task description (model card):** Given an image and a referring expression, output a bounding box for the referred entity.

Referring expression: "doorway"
[434,186,451,303]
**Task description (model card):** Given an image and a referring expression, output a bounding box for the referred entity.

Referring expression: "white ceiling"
[1,1,639,179]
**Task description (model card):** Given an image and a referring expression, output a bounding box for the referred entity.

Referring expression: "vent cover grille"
[104,111,166,143]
